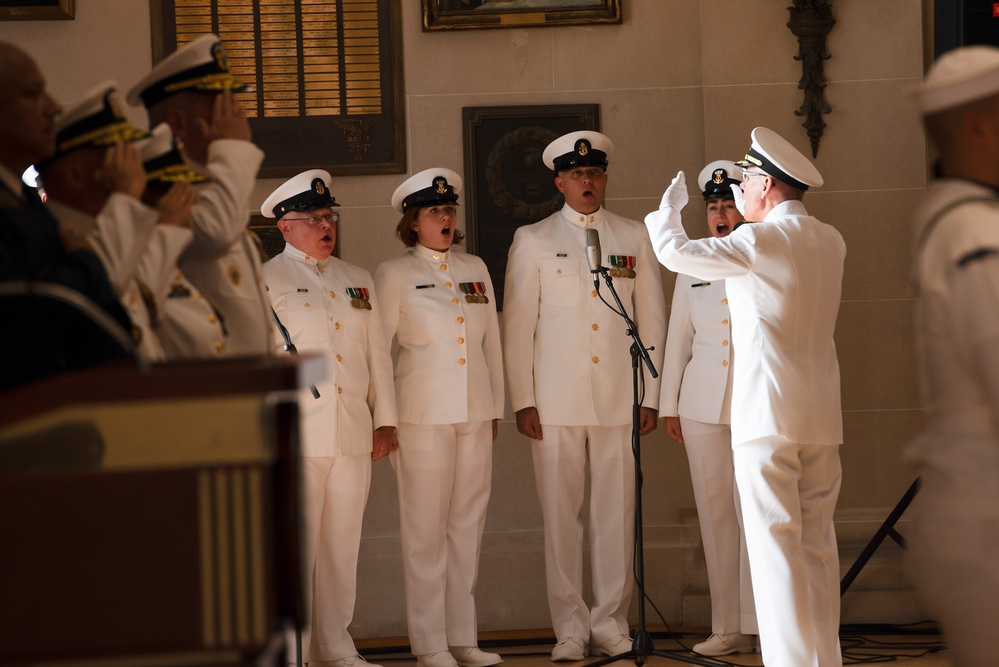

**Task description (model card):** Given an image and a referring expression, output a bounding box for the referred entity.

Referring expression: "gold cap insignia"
[314,179,325,195]
[578,140,590,156]
[212,41,228,71]
[712,169,725,184]
[435,177,447,195]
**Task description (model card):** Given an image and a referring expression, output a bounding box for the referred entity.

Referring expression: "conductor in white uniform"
[503,131,667,662]
[261,171,398,667]
[645,127,846,667]
[906,46,999,667]
[374,168,504,667]
[659,161,757,658]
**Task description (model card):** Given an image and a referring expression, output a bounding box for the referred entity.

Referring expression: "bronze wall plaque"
[462,104,600,310]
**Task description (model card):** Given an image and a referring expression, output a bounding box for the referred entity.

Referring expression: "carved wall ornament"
[787,0,835,158]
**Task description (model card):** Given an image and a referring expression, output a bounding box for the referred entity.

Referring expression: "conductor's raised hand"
[660,170,688,211]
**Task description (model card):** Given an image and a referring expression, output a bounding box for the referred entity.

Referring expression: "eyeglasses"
[286,212,339,226]
[741,169,769,182]
[562,167,606,181]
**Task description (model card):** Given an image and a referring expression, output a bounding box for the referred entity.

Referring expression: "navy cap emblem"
[435,177,447,195]
[212,41,228,71]
[314,179,325,195]
[107,91,125,121]
[577,139,590,156]
[712,169,726,184]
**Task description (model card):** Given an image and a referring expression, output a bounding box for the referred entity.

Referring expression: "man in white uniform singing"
[261,170,398,667]
[645,127,845,667]
[503,130,667,662]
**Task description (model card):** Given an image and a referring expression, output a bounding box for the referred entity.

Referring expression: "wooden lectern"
[0,354,324,666]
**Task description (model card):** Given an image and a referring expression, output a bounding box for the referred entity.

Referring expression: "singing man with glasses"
[645,127,846,667]
[261,169,398,667]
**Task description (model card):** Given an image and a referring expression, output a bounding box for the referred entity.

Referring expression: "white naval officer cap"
[126,34,252,108]
[914,45,999,114]
[45,81,148,163]
[134,123,207,187]
[735,127,823,191]
[260,169,338,219]
[391,167,462,214]
[542,130,613,172]
[697,160,741,201]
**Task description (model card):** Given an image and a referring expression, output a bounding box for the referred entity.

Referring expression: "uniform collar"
[560,202,604,228]
[283,242,332,267]
[413,242,450,262]
[763,199,808,221]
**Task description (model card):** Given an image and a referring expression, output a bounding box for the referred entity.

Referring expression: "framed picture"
[423,0,620,31]
[148,0,406,178]
[0,0,74,20]
[461,104,599,310]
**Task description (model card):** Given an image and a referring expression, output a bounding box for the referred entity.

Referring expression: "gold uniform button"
[452,297,460,304]
[722,360,729,367]
[440,263,448,271]
[592,289,598,297]
[317,266,324,274]
[335,354,342,361]
[592,356,599,364]
[335,322,341,330]
[722,318,729,325]
[329,291,336,298]
[722,339,729,346]
[214,341,224,353]
[446,281,453,288]
[722,298,728,305]
[592,323,599,331]
[458,358,466,365]
[207,314,217,324]
[337,386,343,394]
[457,337,465,344]
[557,269,563,275]
[457,316,464,324]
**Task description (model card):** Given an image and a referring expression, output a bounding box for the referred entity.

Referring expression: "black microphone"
[586,227,602,273]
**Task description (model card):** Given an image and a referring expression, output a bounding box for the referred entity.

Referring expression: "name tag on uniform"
[415,284,436,289]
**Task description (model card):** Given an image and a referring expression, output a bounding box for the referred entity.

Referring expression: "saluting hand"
[95,142,146,201]
[730,183,746,216]
[197,90,252,144]
[155,181,196,228]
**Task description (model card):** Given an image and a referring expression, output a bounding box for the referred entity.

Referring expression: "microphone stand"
[585,268,719,667]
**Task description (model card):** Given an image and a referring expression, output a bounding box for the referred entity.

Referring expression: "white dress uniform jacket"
[48,196,165,362]
[646,200,845,446]
[181,139,272,357]
[908,178,999,518]
[264,243,397,456]
[504,204,667,425]
[374,244,504,424]
[660,276,732,424]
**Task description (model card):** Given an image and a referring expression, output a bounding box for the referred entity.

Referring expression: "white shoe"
[449,646,503,667]
[550,637,587,662]
[313,656,384,667]
[692,633,755,656]
[417,652,459,667]
[591,634,632,657]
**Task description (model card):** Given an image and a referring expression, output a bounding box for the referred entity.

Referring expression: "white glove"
[659,170,688,211]
[730,183,746,216]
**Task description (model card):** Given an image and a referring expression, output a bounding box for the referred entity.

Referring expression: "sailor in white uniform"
[374,168,504,667]
[261,170,398,667]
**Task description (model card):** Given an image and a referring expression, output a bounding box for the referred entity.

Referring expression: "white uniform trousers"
[679,418,757,635]
[531,424,635,645]
[908,513,999,667]
[291,454,372,665]
[392,421,493,655]
[733,436,842,667]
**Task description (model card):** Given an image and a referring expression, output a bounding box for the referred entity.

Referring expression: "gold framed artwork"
[422,0,621,31]
[148,0,406,178]
[0,0,74,20]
